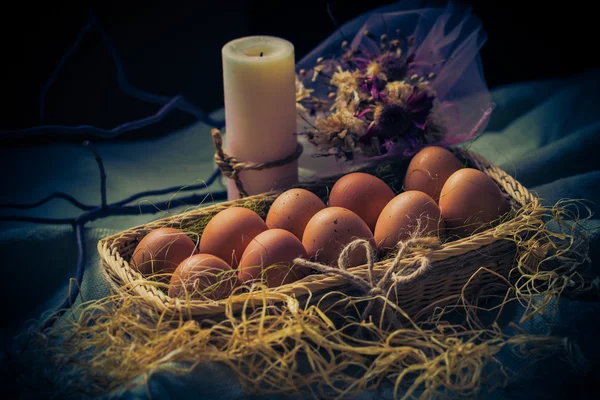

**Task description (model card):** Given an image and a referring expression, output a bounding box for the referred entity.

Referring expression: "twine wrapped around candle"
[293,235,442,330]
[211,128,303,198]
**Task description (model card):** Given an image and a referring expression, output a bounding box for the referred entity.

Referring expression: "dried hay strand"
[11,199,597,400]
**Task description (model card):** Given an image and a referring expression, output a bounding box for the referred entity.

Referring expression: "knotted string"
[294,236,442,330]
[211,128,304,198]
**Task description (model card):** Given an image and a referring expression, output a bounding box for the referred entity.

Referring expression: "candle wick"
[260,52,264,57]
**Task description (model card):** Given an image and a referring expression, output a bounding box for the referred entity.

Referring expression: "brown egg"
[374,191,445,253]
[404,146,463,202]
[266,188,326,240]
[168,254,237,300]
[439,168,510,236]
[302,207,374,267]
[328,172,395,231]
[130,228,199,278]
[199,207,267,268]
[238,229,309,287]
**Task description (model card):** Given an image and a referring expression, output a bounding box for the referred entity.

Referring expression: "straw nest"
[10,150,597,400]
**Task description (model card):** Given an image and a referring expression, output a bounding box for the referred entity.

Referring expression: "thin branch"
[83,141,107,207]
[90,11,217,125]
[0,192,94,211]
[327,0,349,44]
[0,216,75,224]
[43,222,86,329]
[40,22,93,121]
[1,96,184,140]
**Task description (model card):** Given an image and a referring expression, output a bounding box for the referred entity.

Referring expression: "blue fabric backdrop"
[0,2,599,397]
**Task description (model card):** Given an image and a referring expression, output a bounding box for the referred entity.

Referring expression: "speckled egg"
[199,207,267,268]
[403,146,463,202]
[238,229,309,288]
[265,188,326,240]
[130,227,198,278]
[328,172,395,231]
[439,168,510,236]
[168,254,237,300]
[374,191,444,253]
[302,207,374,267]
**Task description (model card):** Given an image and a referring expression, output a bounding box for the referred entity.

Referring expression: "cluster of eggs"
[129,146,509,301]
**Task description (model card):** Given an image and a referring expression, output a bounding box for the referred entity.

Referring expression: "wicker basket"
[98,149,541,320]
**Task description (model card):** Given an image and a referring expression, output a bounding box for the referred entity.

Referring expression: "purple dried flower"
[356,107,374,119]
[297,33,447,161]
[373,103,415,138]
[375,52,414,81]
[357,85,435,154]
[405,86,435,130]
[360,76,386,101]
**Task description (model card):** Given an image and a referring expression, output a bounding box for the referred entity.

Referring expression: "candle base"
[226,161,299,200]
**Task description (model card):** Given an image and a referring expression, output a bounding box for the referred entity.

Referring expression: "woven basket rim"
[97,148,541,317]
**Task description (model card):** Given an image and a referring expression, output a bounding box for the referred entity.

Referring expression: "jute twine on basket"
[294,235,443,330]
[211,128,304,198]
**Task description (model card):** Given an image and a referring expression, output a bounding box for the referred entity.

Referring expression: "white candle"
[222,36,298,199]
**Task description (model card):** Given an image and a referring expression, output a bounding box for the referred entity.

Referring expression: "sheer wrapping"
[296,0,492,179]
